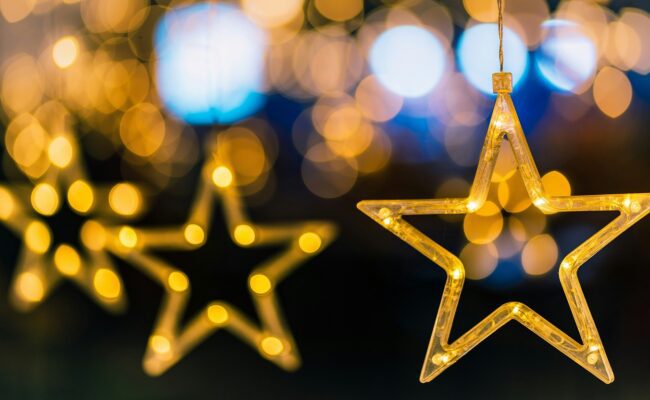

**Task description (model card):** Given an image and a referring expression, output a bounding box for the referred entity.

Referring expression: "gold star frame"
[0,103,145,312]
[358,73,650,383]
[101,132,337,376]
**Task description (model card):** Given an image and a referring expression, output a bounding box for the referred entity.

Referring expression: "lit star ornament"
[0,104,145,312]
[101,132,337,376]
[358,73,650,383]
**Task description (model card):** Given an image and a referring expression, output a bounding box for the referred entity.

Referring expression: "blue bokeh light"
[458,24,529,94]
[369,25,446,98]
[535,20,597,93]
[155,3,267,125]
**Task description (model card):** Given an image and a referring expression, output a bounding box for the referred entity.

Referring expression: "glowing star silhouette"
[357,73,650,384]
[101,132,337,376]
[0,109,145,313]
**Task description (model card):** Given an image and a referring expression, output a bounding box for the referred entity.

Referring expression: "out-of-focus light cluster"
[443,144,572,282]
[99,132,336,376]
[295,93,393,199]
[535,20,597,93]
[1,0,648,199]
[266,0,648,196]
[0,100,145,312]
[1,1,201,191]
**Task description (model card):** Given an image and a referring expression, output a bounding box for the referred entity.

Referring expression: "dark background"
[0,0,649,399]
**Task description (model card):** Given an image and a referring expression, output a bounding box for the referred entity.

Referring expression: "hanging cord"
[497,0,504,72]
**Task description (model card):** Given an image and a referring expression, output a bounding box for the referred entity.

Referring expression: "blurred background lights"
[369,25,446,98]
[458,24,528,94]
[463,201,503,245]
[618,8,650,75]
[605,18,642,72]
[314,0,363,22]
[120,103,166,157]
[452,144,575,282]
[463,0,498,23]
[242,0,303,28]
[355,75,403,122]
[81,0,148,34]
[460,243,498,280]
[521,234,559,276]
[155,3,267,125]
[48,136,73,168]
[593,66,633,118]
[1,55,45,116]
[52,36,79,69]
[0,0,34,23]
[535,20,597,93]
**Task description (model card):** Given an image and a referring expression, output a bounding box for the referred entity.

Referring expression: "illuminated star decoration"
[101,132,337,376]
[0,104,145,312]
[358,73,650,384]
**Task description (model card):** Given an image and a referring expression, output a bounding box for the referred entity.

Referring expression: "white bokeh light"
[458,24,528,94]
[155,3,267,124]
[369,25,447,98]
[535,20,597,93]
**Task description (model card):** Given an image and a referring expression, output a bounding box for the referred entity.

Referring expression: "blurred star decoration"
[0,101,145,312]
[101,132,337,376]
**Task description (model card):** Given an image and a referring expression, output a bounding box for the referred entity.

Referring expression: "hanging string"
[497,0,504,72]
